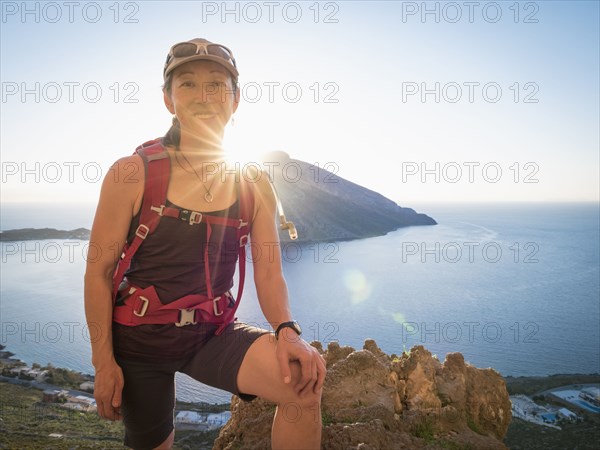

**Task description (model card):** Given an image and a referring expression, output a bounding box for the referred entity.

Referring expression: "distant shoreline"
[503,373,600,397]
[0,227,90,241]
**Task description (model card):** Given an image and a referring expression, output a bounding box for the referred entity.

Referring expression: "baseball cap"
[163,38,239,82]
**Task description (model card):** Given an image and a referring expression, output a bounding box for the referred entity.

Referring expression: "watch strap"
[275,321,301,339]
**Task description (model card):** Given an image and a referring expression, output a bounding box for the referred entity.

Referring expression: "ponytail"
[162,74,180,148]
[162,115,181,148]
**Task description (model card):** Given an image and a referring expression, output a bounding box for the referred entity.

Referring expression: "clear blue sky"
[1,1,598,204]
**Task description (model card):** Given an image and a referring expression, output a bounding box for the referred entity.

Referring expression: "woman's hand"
[275,332,327,397]
[94,359,125,421]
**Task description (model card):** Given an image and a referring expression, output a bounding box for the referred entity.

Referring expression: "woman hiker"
[84,38,326,450]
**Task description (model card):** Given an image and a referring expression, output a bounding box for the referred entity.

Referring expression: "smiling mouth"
[194,113,217,119]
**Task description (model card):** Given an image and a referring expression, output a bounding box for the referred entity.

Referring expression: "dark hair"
[162,72,238,148]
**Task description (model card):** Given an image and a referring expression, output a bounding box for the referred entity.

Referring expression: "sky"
[1,0,599,206]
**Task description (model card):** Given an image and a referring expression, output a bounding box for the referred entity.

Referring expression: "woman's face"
[164,60,239,142]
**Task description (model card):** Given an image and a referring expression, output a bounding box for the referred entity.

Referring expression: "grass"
[0,382,125,449]
[0,381,223,450]
[503,414,600,450]
[414,419,436,442]
[437,440,475,450]
[321,411,333,426]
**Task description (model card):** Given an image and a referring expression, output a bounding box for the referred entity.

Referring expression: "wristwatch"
[275,320,302,340]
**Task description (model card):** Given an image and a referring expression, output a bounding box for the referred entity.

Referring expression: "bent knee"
[276,361,323,406]
[278,390,322,412]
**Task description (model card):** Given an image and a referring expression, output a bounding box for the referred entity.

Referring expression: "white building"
[558,407,578,421]
[580,387,600,406]
[175,411,204,424]
[207,411,231,426]
[62,395,97,412]
[175,410,230,430]
[79,381,95,392]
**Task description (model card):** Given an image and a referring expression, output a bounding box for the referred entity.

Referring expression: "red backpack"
[111,139,254,335]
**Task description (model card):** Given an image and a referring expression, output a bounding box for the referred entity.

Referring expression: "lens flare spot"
[343,269,372,304]
[392,312,407,325]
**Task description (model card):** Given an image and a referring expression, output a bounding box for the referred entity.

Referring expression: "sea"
[1,201,599,404]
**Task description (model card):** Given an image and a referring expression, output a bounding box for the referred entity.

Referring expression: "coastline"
[504,373,600,396]
[3,343,599,399]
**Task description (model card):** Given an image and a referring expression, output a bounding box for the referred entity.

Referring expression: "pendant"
[204,192,214,203]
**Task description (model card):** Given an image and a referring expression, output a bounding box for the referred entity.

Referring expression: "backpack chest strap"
[149,204,249,229]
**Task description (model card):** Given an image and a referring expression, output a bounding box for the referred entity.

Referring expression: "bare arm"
[250,172,292,329]
[250,172,326,396]
[83,154,143,419]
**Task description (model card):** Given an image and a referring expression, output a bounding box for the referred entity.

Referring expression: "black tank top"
[123,197,241,303]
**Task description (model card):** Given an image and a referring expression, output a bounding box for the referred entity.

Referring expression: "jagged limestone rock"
[214,341,511,450]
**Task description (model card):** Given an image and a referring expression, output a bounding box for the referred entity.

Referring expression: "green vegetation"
[437,440,475,450]
[504,413,600,450]
[0,381,224,450]
[0,382,125,449]
[414,419,435,442]
[321,410,333,426]
[43,365,89,389]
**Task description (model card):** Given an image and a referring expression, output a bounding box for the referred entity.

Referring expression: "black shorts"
[113,321,271,449]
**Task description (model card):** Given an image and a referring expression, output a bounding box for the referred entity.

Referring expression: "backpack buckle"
[133,296,149,317]
[175,308,198,327]
[189,211,202,225]
[213,296,224,316]
[150,205,165,216]
[180,209,202,225]
[135,224,150,239]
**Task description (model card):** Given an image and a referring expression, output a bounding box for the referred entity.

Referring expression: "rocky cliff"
[214,341,511,450]
[264,151,436,244]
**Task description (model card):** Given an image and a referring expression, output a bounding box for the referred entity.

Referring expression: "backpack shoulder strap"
[135,140,170,234]
[237,169,256,232]
[112,139,169,301]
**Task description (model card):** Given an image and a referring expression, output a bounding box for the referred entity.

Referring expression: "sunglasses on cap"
[164,40,238,80]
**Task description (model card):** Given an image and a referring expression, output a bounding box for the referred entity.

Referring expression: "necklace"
[174,147,219,203]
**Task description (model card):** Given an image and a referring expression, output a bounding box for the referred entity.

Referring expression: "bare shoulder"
[106,153,144,186]
[244,167,276,219]
[100,153,145,216]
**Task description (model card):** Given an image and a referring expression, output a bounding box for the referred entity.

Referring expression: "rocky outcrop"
[264,151,437,244]
[214,341,511,450]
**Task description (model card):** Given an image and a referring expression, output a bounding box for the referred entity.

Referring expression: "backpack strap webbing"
[111,139,169,302]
